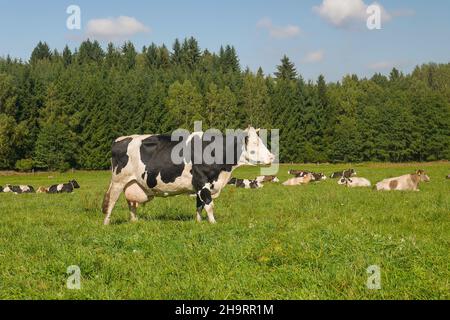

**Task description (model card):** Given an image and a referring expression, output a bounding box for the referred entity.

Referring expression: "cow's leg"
[196,195,204,222]
[102,181,125,225]
[199,186,216,224]
[205,202,216,224]
[127,201,138,222]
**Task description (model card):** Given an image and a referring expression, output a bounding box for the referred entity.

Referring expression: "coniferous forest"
[0,38,449,171]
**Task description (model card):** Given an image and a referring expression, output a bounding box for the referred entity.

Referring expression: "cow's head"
[314,173,327,181]
[243,127,275,165]
[70,180,81,188]
[338,177,351,185]
[416,170,430,182]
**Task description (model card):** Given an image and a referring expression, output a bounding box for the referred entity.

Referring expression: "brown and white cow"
[376,170,430,191]
[102,127,275,225]
[282,173,314,186]
[255,175,279,183]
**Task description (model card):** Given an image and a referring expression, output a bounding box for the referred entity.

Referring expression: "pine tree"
[30,41,52,64]
[274,55,297,81]
[62,45,72,67]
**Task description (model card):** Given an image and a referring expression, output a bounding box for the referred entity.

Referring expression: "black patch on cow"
[190,133,244,192]
[199,188,212,205]
[112,138,132,175]
[343,169,356,178]
[311,173,325,181]
[0,186,3,192]
[331,171,343,179]
[249,180,259,189]
[48,185,58,194]
[70,180,80,189]
[11,186,22,194]
[228,177,237,185]
[140,135,186,189]
[196,194,205,210]
[235,179,245,188]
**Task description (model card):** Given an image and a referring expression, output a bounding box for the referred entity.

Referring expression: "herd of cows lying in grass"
[227,169,435,191]
[0,170,445,196]
[0,180,80,194]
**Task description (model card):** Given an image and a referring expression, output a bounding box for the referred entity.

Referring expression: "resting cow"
[338,177,371,188]
[330,169,356,179]
[47,180,80,194]
[102,127,274,225]
[228,178,263,189]
[255,175,279,183]
[37,186,49,193]
[283,173,314,186]
[2,185,35,194]
[288,170,326,181]
[376,170,430,191]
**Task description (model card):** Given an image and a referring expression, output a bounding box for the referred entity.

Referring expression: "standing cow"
[376,170,430,191]
[102,127,275,225]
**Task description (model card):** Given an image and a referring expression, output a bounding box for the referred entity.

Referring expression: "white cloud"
[313,0,392,28]
[257,18,301,39]
[367,60,411,71]
[86,16,150,40]
[303,50,325,63]
[368,61,395,70]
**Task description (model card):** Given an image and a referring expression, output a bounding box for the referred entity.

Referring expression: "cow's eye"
[250,151,256,155]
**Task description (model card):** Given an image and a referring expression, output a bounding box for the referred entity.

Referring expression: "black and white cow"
[288,170,326,181]
[330,169,356,179]
[228,178,263,189]
[2,184,35,194]
[102,127,274,225]
[47,180,80,194]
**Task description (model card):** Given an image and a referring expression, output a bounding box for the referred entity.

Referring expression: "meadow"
[0,162,449,300]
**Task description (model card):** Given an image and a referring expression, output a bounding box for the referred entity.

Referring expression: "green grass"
[0,162,449,300]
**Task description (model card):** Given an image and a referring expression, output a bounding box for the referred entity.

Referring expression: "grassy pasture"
[0,162,449,300]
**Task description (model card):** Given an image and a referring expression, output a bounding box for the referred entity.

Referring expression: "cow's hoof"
[130,217,138,223]
[208,219,217,224]
[103,219,111,226]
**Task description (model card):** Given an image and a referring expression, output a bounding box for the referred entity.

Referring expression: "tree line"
[0,38,449,171]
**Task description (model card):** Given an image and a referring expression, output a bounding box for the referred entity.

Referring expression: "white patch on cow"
[3,186,12,193]
[242,127,275,165]
[342,177,371,188]
[20,185,30,192]
[57,184,64,192]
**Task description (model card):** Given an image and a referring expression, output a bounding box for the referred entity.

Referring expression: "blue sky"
[0,0,449,81]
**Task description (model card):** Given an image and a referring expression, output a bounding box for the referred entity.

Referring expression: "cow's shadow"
[140,213,193,222]
[110,213,194,224]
